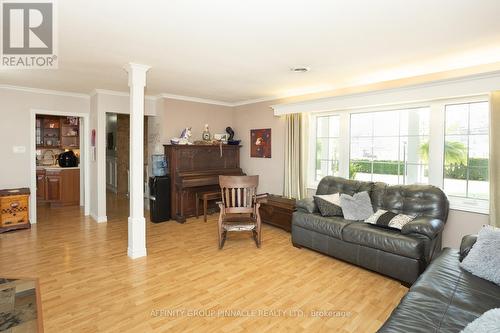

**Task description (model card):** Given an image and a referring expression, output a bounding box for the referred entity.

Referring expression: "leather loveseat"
[292,176,449,284]
[379,235,500,332]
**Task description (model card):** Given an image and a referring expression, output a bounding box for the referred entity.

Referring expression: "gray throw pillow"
[313,193,343,217]
[461,308,500,333]
[339,191,373,220]
[460,226,500,285]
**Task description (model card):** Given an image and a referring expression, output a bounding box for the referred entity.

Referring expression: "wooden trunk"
[165,144,243,222]
[259,195,296,232]
[0,188,30,233]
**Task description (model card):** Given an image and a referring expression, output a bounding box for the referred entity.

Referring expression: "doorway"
[30,109,90,224]
[105,113,148,221]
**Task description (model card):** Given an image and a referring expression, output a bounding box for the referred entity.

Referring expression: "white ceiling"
[1,0,500,104]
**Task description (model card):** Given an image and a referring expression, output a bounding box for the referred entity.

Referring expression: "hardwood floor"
[0,194,407,332]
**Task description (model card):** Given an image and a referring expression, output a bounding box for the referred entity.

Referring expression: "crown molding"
[0,84,90,99]
[157,93,234,107]
[123,63,152,72]
[271,70,500,115]
[230,95,284,107]
[5,68,500,109]
[0,84,237,105]
[90,88,157,101]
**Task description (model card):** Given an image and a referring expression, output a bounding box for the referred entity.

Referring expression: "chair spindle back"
[219,175,259,214]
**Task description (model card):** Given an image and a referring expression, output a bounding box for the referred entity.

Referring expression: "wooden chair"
[217,175,262,249]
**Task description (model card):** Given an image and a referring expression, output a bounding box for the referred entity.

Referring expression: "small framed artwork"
[250,128,271,158]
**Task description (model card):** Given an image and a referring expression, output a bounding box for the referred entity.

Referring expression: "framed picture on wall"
[250,128,271,158]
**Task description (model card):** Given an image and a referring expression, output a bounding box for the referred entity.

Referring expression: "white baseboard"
[90,213,107,223]
[127,247,147,259]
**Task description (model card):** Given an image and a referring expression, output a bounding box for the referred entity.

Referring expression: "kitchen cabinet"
[36,170,46,201]
[37,168,80,206]
[45,172,62,201]
[60,117,80,149]
[36,115,79,149]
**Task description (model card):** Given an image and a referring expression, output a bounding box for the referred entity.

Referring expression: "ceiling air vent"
[290,67,310,73]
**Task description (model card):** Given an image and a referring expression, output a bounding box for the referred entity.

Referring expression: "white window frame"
[307,94,489,214]
[348,106,431,185]
[441,99,490,214]
[311,114,341,182]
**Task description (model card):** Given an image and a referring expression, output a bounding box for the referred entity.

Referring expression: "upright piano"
[164,144,244,222]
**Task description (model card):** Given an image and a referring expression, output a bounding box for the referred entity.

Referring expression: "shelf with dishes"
[36,115,80,149]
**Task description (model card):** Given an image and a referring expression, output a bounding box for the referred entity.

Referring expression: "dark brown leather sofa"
[292,176,449,284]
[379,235,500,332]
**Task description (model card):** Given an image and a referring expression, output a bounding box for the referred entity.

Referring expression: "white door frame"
[29,109,91,223]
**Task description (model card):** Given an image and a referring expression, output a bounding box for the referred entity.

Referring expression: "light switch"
[13,146,26,154]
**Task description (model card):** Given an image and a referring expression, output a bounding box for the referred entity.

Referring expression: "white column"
[124,63,151,259]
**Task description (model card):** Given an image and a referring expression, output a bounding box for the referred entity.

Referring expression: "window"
[307,96,489,213]
[444,101,489,201]
[315,115,340,181]
[349,108,430,185]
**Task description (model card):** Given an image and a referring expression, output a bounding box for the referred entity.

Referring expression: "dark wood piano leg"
[176,190,186,223]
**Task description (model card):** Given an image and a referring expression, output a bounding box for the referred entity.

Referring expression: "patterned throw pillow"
[364,209,415,230]
[313,193,343,217]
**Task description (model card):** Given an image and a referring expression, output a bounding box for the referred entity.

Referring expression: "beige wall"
[0,86,490,247]
[155,98,234,143]
[443,210,488,248]
[233,100,287,195]
[233,97,488,249]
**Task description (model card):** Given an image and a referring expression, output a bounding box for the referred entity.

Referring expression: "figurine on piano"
[226,126,241,145]
[170,127,193,145]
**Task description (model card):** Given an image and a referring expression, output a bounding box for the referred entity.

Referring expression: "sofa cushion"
[296,197,318,214]
[342,222,425,259]
[371,182,449,221]
[459,234,478,262]
[292,211,352,239]
[316,176,374,196]
[378,249,500,333]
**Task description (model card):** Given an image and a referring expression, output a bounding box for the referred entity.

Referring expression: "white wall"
[0,88,89,188]
[89,93,100,220]
[0,88,156,223]
[91,92,157,221]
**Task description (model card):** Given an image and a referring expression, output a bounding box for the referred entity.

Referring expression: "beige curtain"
[490,91,500,227]
[284,113,308,200]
